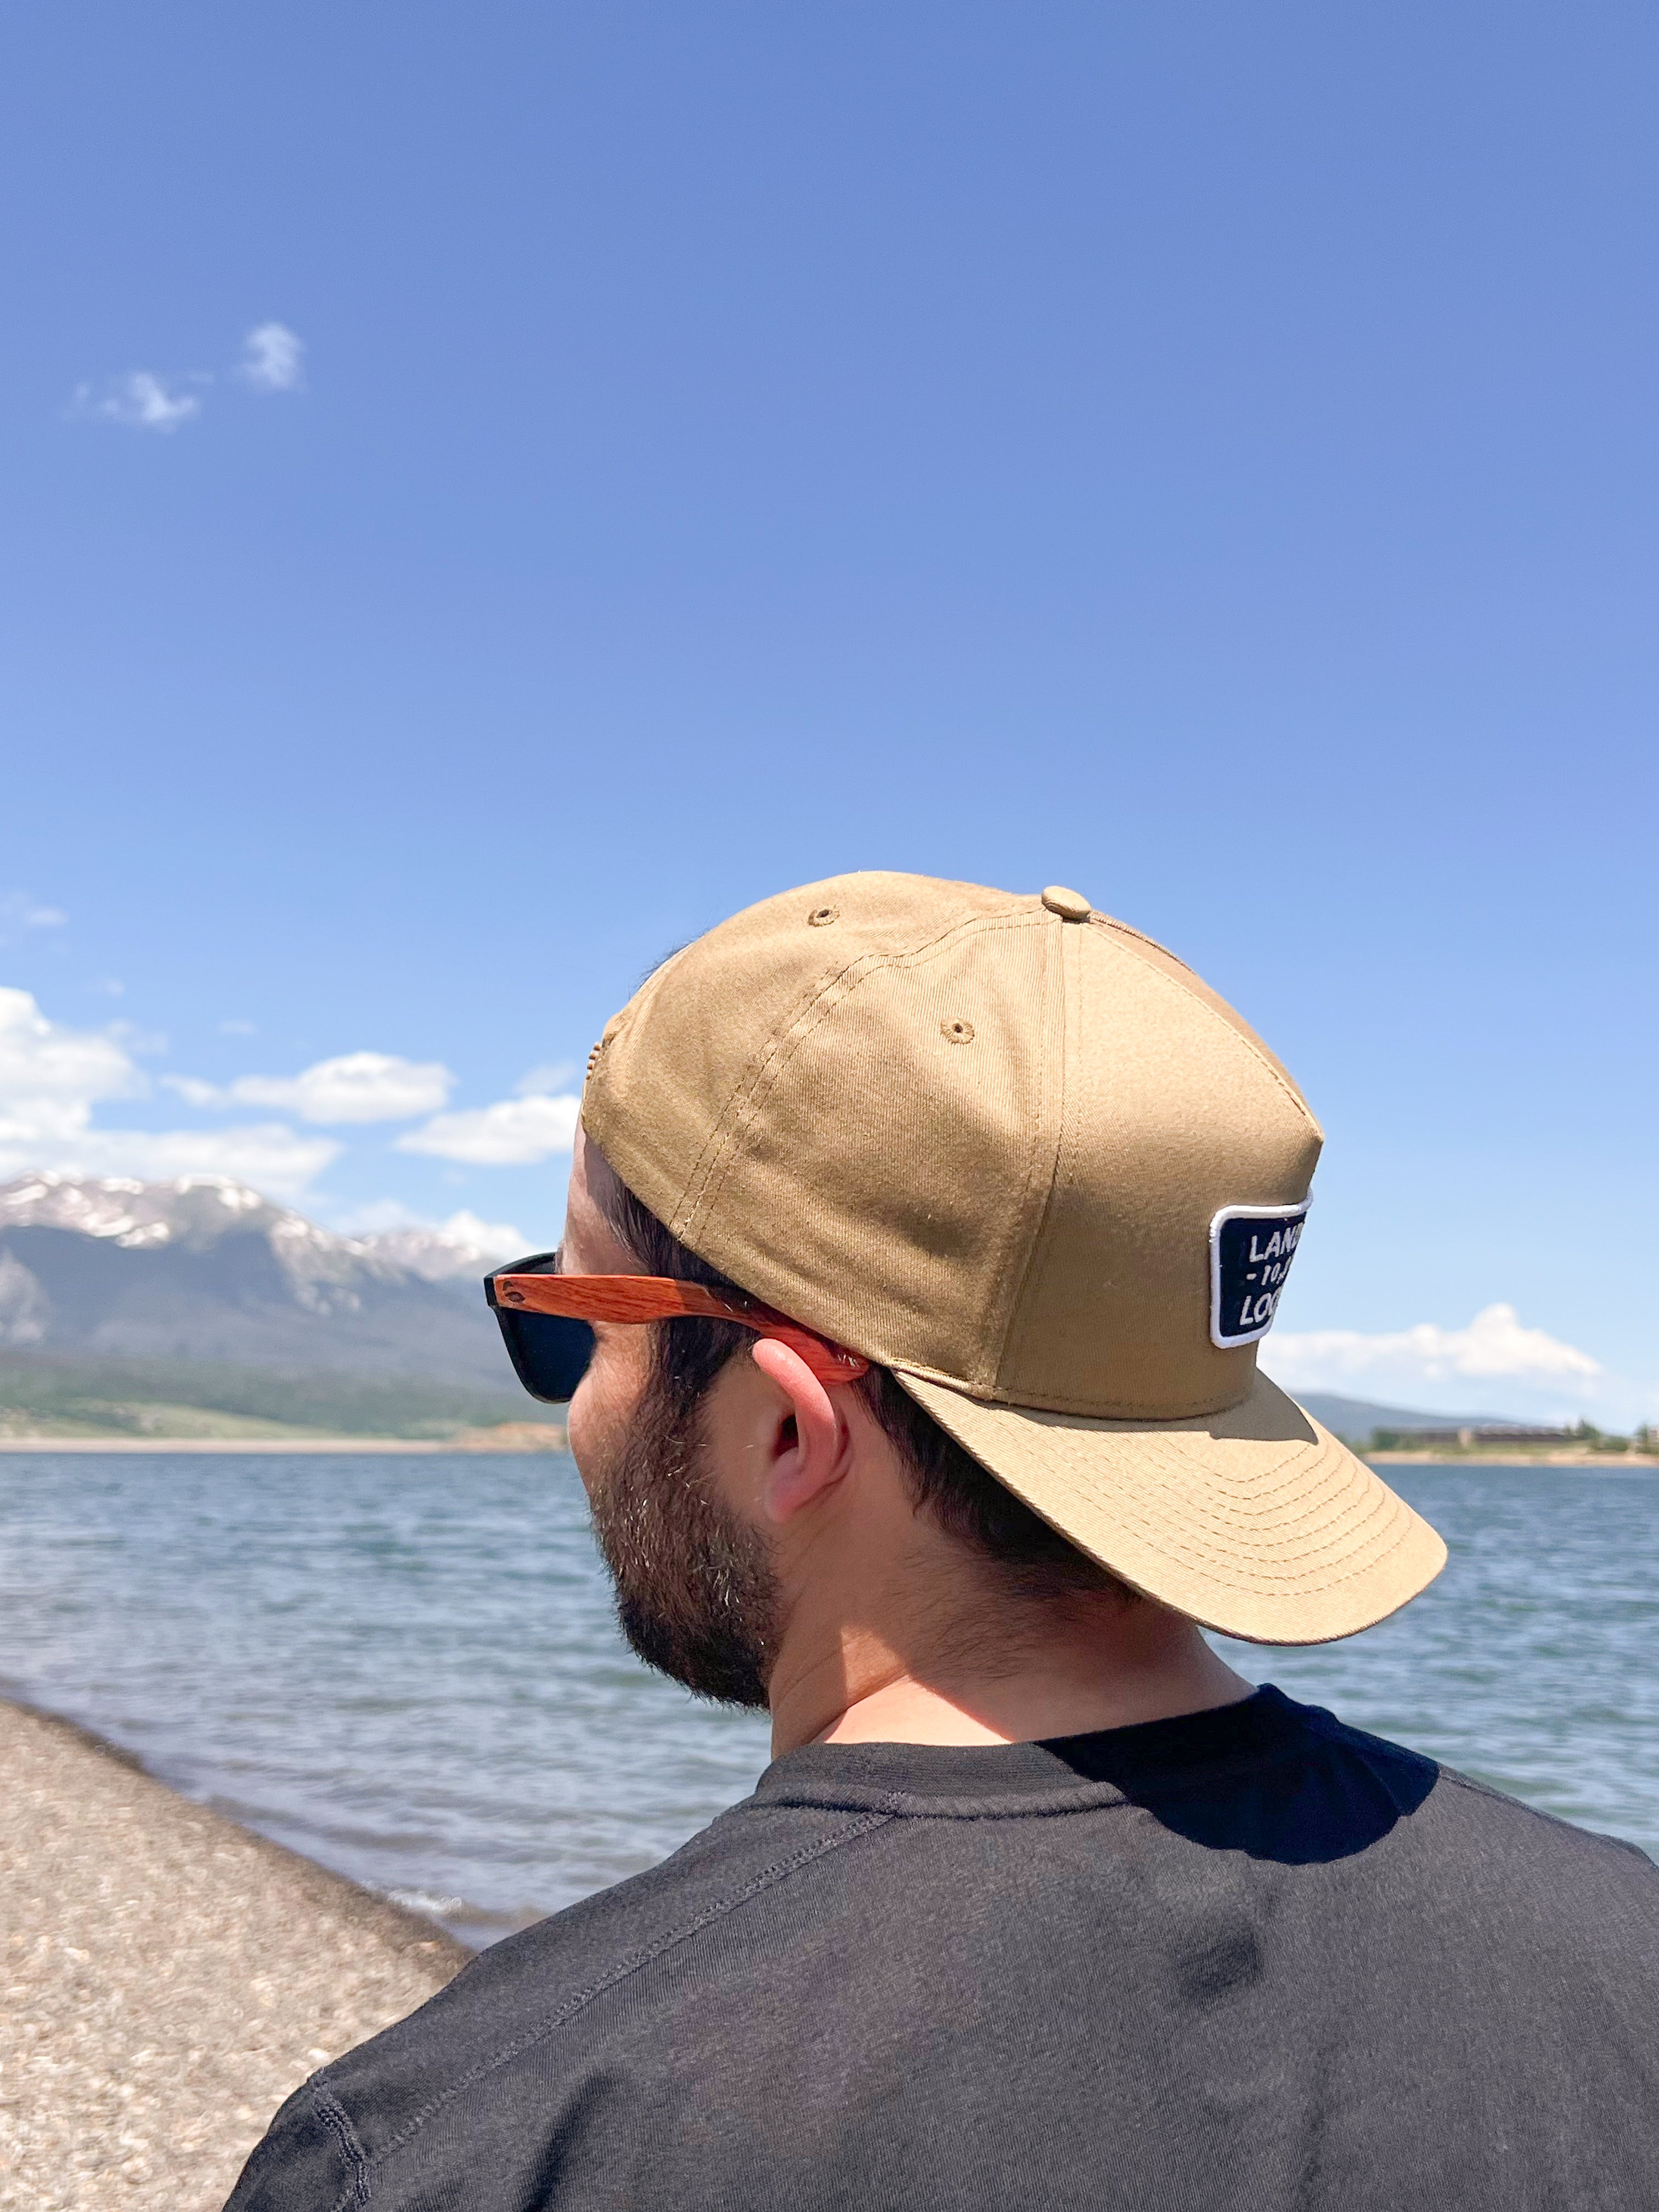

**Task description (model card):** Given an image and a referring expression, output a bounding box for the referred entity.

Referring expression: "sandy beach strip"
[0,1699,468,2211]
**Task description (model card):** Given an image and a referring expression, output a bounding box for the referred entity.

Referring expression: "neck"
[765,1576,1252,1757]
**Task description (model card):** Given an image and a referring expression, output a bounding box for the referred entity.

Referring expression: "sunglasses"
[484,1251,871,1405]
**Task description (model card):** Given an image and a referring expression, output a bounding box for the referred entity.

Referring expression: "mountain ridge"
[0,1175,527,1429]
[0,1167,520,1371]
[0,1175,1518,1444]
[0,1171,511,1279]
[1283,1389,1516,1442]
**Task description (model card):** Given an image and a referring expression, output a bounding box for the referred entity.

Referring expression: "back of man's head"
[577,870,1444,1659]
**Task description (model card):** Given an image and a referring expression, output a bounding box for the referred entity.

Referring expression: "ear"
[748,1336,852,1525]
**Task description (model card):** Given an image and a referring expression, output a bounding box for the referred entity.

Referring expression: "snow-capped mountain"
[354,1213,529,1282]
[0,1173,520,1381]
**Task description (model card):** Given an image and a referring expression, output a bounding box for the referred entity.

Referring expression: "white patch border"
[1208,1198,1312,1351]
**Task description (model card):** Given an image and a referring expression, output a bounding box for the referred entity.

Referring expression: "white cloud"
[0,986,140,1143]
[0,893,66,935]
[235,1052,450,1123]
[165,1051,453,1124]
[0,984,335,1200]
[437,1209,530,1259]
[330,1205,531,1277]
[73,371,201,432]
[1267,1304,1603,1398]
[0,1123,339,1200]
[328,1198,428,1235]
[238,322,305,393]
[69,325,302,431]
[397,1092,579,1165]
[512,1060,575,1097]
[107,1018,166,1056]
[161,1075,223,1108]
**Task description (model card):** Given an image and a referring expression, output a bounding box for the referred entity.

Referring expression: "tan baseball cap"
[582,871,1446,1644]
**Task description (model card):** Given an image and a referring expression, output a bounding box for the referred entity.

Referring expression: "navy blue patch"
[1209,1201,1310,1349]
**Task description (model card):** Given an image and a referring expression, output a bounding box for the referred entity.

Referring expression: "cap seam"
[987,909,1069,1398]
[667,951,887,1239]
[1088,912,1200,973]
[1005,1441,1421,1596]
[1092,921,1321,1138]
[905,1380,1423,1594]
[670,911,1013,1236]
[1013,1424,1407,1566]
[895,1362,1250,1422]
[679,913,1053,1291]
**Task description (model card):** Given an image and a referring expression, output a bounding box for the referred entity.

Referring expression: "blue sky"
[1,2,1654,1424]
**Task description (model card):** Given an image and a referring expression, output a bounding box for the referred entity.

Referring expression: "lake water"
[0,1452,1654,1945]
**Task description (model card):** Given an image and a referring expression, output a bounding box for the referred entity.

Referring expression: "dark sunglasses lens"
[495,1311,596,1404]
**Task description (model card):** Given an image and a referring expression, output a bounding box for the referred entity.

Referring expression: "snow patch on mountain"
[0,1174,518,1380]
[0,1173,527,1288]
[358,1211,528,1281]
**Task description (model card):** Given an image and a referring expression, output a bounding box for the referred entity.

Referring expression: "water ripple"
[0,1452,1651,1944]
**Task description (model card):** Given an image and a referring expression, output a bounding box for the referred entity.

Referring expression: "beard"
[584,1359,780,1709]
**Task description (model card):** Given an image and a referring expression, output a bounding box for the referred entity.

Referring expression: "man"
[230,872,1659,2210]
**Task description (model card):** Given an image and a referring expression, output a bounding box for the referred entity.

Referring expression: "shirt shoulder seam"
[317,1808,894,2212]
[1434,1764,1658,1861]
[309,2080,371,2208]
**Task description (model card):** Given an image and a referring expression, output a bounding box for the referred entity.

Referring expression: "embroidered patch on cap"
[1209,1200,1311,1350]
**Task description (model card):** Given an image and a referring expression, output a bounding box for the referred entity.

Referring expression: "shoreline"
[1364,1449,1659,1469]
[0,1694,467,2208]
[0,1435,467,1453]
[0,1437,1647,1466]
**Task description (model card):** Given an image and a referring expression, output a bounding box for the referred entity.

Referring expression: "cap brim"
[890,1367,1446,1645]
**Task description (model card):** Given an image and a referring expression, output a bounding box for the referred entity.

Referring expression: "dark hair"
[589,1147,1131,1606]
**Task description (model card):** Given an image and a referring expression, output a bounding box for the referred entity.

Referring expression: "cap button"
[1041,884,1093,922]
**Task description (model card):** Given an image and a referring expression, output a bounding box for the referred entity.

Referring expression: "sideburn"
[586,1348,780,1711]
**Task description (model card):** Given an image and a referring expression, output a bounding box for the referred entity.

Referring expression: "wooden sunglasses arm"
[492,1274,749,1322]
[488,1273,870,1385]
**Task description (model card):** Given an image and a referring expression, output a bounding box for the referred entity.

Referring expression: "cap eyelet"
[807,905,839,928]
[941,1018,975,1045]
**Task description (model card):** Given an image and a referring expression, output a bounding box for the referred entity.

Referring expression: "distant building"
[1375,1424,1572,1448]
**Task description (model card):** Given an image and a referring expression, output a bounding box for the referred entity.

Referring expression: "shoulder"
[1299,1699,1659,1932]
[223,1794,891,2212]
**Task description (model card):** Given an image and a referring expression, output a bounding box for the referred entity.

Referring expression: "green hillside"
[0,1355,531,1441]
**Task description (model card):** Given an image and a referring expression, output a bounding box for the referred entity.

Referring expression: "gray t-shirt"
[227,1687,1659,2209]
